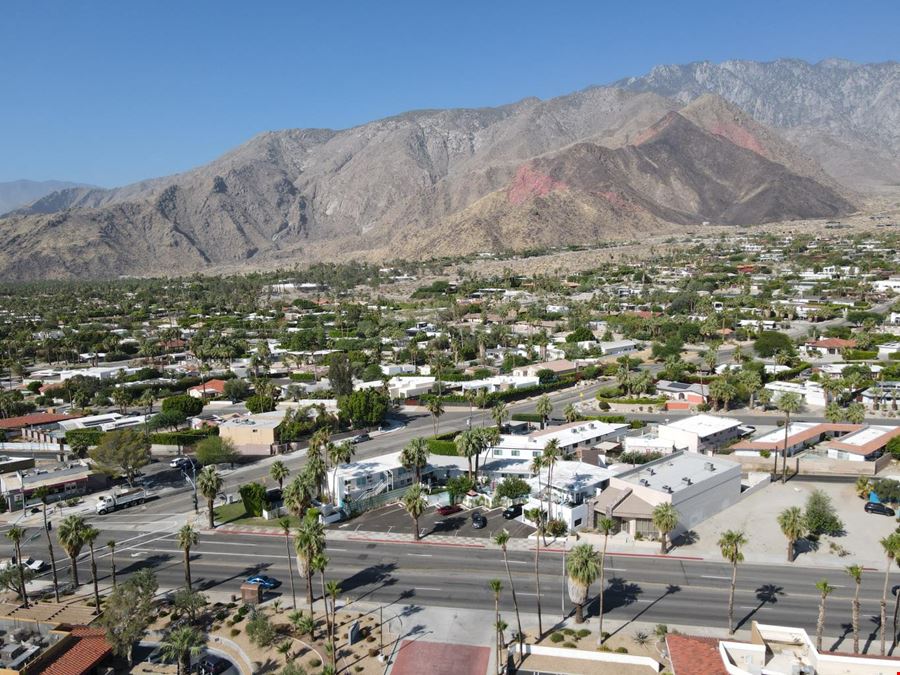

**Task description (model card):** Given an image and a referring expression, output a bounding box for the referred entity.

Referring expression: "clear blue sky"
[1,0,897,187]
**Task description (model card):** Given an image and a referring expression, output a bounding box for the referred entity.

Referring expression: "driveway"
[340,503,535,540]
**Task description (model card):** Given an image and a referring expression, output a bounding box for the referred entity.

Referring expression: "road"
[8,522,899,646]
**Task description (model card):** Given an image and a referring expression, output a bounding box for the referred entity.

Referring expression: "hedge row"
[427,439,458,456]
[150,428,218,445]
[767,362,812,382]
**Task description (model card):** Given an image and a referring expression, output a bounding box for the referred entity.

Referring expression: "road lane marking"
[407,553,433,557]
[416,587,443,591]
[701,575,731,580]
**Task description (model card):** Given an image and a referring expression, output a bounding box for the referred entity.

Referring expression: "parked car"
[23,557,47,573]
[437,504,462,516]
[197,653,231,674]
[245,575,281,589]
[502,504,522,520]
[350,433,370,444]
[471,512,487,529]
[865,501,895,516]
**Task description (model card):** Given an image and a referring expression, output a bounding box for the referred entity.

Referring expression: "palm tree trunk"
[787,537,794,563]
[534,534,543,639]
[306,567,314,609]
[70,553,79,588]
[14,542,27,607]
[852,583,860,653]
[320,571,331,642]
[781,412,790,484]
[413,515,420,541]
[728,562,737,635]
[598,534,609,643]
[502,550,524,665]
[90,547,100,614]
[892,582,900,650]
[110,550,117,588]
[285,535,298,609]
[43,505,60,602]
[208,498,215,529]
[493,594,499,675]
[659,531,667,555]
[816,594,826,650]
[184,548,192,590]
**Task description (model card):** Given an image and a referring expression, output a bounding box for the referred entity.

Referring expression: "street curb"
[346,535,486,549]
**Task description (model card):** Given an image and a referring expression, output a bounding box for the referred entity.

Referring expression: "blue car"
[245,575,281,589]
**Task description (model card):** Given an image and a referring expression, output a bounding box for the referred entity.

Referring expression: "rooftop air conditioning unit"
[662,485,673,493]
[682,477,692,485]
[639,479,650,487]
[705,462,716,471]
[649,468,655,475]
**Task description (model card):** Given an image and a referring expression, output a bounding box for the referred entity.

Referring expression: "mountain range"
[1,58,896,280]
[0,180,95,217]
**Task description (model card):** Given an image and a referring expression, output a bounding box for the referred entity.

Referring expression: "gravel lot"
[678,479,897,569]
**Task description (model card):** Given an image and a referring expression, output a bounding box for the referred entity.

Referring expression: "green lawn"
[213,501,300,528]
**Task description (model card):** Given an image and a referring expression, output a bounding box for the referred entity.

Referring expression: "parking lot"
[338,503,535,540]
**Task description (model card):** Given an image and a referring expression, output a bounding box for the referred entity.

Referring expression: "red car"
[436,504,462,516]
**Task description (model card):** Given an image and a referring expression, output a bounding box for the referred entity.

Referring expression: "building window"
[510,450,520,457]
[573,518,582,527]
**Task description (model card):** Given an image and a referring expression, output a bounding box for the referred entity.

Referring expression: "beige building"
[218,412,284,454]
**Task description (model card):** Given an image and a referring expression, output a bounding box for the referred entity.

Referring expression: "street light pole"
[561,542,567,623]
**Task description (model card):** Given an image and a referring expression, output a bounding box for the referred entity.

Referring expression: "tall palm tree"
[491,401,509,432]
[879,533,900,654]
[596,517,615,643]
[79,525,102,614]
[426,397,444,436]
[295,509,325,609]
[197,466,223,529]
[312,553,330,646]
[815,579,835,651]
[5,526,28,607]
[270,460,290,490]
[489,579,503,670]
[325,579,341,673]
[400,437,430,484]
[57,514,87,588]
[651,502,678,554]
[535,395,553,429]
[524,507,544,639]
[328,440,354,503]
[845,565,863,653]
[161,625,207,675]
[542,439,560,521]
[776,392,803,484]
[566,543,600,624]
[34,487,60,602]
[455,429,479,481]
[176,524,198,591]
[402,484,427,541]
[284,471,315,518]
[777,506,805,563]
[719,530,747,635]
[107,540,118,588]
[494,529,523,664]
[563,403,578,423]
[279,517,298,609]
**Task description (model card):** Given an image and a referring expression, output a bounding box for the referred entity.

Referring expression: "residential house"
[522,461,615,530]
[764,380,827,408]
[731,422,860,458]
[486,421,630,464]
[218,412,285,454]
[512,359,577,378]
[187,378,228,399]
[801,338,856,358]
[655,380,708,409]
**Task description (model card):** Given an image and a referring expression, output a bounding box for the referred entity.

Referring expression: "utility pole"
[561,543,567,623]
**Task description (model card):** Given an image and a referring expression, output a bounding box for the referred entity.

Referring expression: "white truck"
[96,487,147,514]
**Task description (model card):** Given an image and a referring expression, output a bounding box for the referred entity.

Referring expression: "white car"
[23,557,46,573]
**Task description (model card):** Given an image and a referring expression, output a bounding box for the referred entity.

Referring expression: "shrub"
[563,641,577,648]
[805,489,844,536]
[550,632,565,643]
[230,628,240,638]
[576,629,591,639]
[239,483,267,517]
[309,658,322,667]
[161,394,203,417]
[615,646,629,653]
[760,450,771,458]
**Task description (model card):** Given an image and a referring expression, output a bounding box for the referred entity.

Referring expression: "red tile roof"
[37,627,112,675]
[188,378,227,394]
[806,338,857,349]
[0,412,79,430]
[667,634,728,675]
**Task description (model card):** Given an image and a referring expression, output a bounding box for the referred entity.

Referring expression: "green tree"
[400,437,430,484]
[5,526,28,607]
[171,588,208,623]
[223,378,250,401]
[542,439,561,521]
[491,401,509,432]
[328,353,354,397]
[719,530,747,635]
[815,579,835,651]
[402,484,427,541]
[846,564,863,654]
[177,524,198,591]
[99,568,158,667]
[824,401,845,423]
[246,393,277,413]
[247,607,278,647]
[161,394,204,417]
[161,625,207,675]
[295,509,325,610]
[777,506,805,563]
[89,428,151,485]
[194,436,238,467]
[535,394,553,429]
[57,514,87,588]
[566,543,601,624]
[651,502,678,554]
[776,392,803,484]
[426,396,445,436]
[270,460,290,489]
[197,465,223,529]
[495,476,531,501]
[82,525,101,614]
[845,402,866,424]
[754,331,793,358]
[804,489,843,536]
[563,403,579,423]
[338,388,389,428]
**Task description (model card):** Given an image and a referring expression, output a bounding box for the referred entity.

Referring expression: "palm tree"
[880,533,900,654]
[524,507,544,639]
[325,579,341,672]
[312,553,330,648]
[107,540,118,588]
[491,401,509,432]
[777,506,805,563]
[719,530,747,635]
[776,392,803,484]
[542,439,560,520]
[596,517,615,643]
[279,517,298,610]
[426,396,444,436]
[400,437,430,484]
[566,543,601,624]
[825,401,845,423]
[197,466,223,529]
[5,526,28,607]
[455,429,479,481]
[846,402,866,424]
[34,487,60,602]
[270,460,290,489]
[328,441,354,503]
[57,514,87,588]
[815,579,835,651]
[177,524,198,591]
[295,509,325,609]
[284,472,315,518]
[535,395,553,429]
[651,503,678,554]
[402,484,427,541]
[845,565,863,653]
[494,530,523,664]
[563,403,578,423]
[82,525,101,614]
[161,625,207,675]
[489,579,503,673]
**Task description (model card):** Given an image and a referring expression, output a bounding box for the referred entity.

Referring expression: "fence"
[346,485,408,516]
